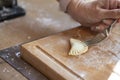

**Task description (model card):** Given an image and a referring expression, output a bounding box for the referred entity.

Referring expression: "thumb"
[91,19,114,32]
[91,22,108,32]
[100,9,120,19]
[102,19,114,25]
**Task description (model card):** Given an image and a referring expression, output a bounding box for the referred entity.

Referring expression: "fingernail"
[91,26,101,32]
[95,26,101,30]
[103,20,113,25]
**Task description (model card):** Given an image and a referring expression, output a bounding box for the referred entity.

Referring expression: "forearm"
[57,0,71,11]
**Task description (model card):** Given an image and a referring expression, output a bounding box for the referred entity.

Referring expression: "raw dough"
[69,38,88,56]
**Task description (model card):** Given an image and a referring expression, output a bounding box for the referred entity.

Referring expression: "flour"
[81,48,118,69]
[57,39,67,45]
[15,52,21,58]
[19,1,31,9]
[36,17,60,27]
[3,68,10,73]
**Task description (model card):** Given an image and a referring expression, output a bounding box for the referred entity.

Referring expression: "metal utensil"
[0,45,48,80]
[85,19,118,46]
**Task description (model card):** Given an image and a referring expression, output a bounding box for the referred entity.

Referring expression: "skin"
[67,0,120,32]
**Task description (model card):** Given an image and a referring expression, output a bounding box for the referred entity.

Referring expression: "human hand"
[67,0,120,32]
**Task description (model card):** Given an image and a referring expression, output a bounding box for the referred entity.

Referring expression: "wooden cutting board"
[21,25,120,80]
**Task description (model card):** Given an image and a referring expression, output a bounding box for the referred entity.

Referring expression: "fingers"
[100,8,120,19]
[116,0,120,8]
[91,23,107,32]
[91,19,114,32]
[100,0,120,9]
[109,0,117,9]
[103,19,114,25]
[98,0,120,19]
[117,1,120,8]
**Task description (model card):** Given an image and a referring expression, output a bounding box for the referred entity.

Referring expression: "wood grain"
[21,24,120,80]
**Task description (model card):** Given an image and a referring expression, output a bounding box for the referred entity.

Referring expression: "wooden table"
[0,0,79,80]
